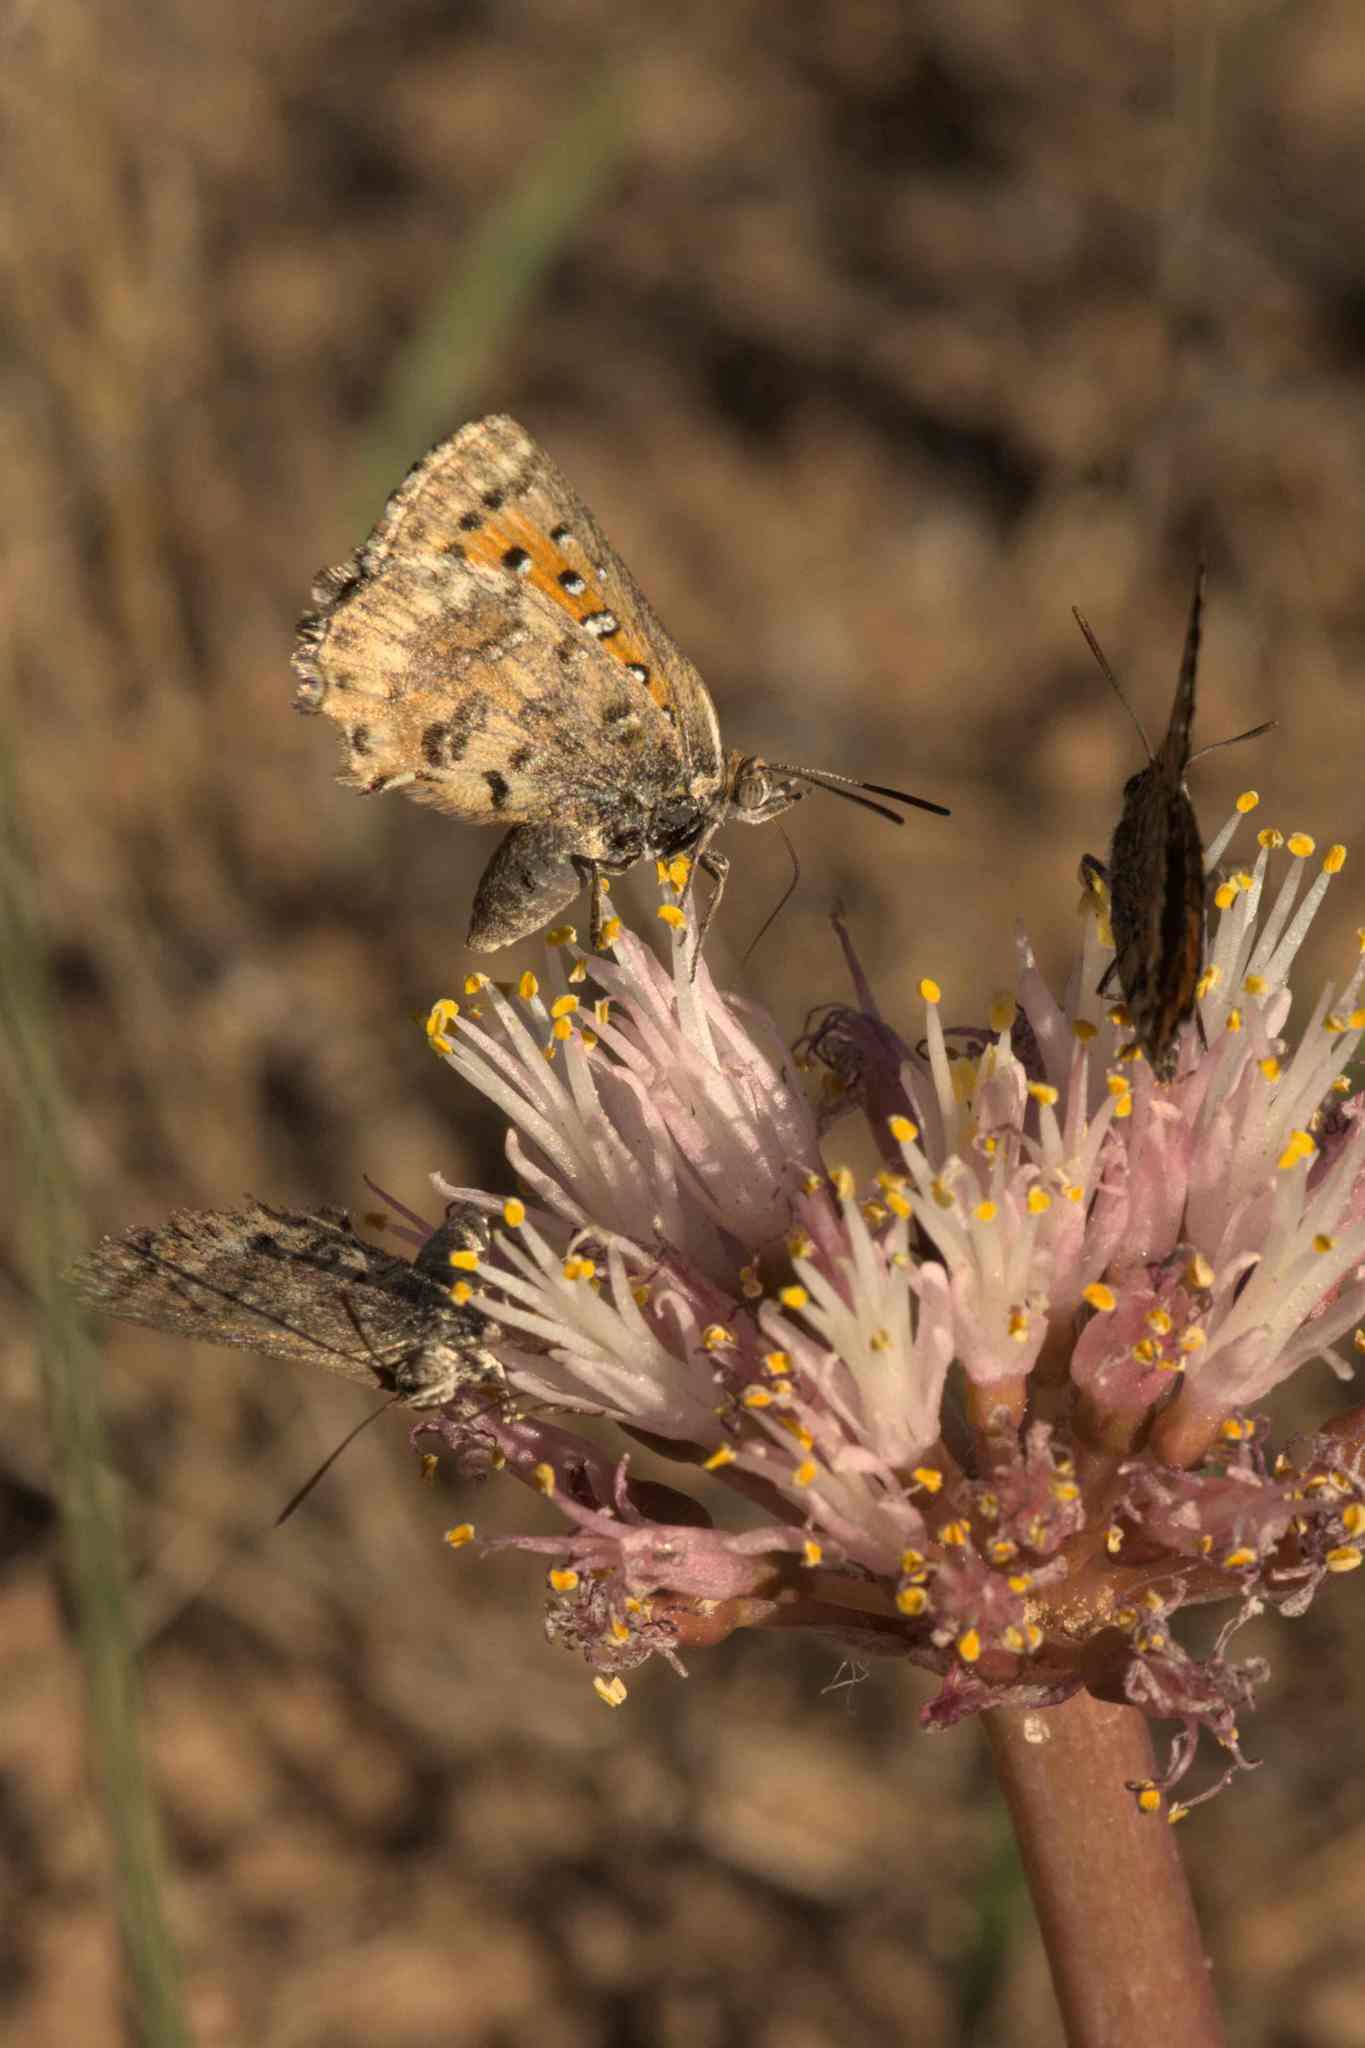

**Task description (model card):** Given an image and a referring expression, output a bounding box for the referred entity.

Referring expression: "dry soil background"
[6,3,1365,2043]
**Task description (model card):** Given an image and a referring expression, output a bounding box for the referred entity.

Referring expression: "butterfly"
[1075,568,1272,1080]
[292,415,949,954]
[69,1200,506,1408]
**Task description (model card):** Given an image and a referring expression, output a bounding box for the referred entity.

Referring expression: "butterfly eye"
[732,761,778,813]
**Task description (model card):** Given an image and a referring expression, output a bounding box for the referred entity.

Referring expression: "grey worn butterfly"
[292,414,948,953]
[69,1199,505,1408]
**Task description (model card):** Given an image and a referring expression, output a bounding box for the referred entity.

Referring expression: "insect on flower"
[1076,568,1273,1080]
[69,1200,506,1408]
[292,415,949,955]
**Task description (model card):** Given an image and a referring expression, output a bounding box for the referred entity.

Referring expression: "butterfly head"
[725,754,807,827]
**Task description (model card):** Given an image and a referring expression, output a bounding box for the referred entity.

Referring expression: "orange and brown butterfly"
[292,415,949,953]
[1076,569,1272,1081]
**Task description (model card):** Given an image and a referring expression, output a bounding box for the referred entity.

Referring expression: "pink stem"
[985,1692,1226,2047]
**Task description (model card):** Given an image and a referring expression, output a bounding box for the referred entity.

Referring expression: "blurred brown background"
[6,2,1365,2042]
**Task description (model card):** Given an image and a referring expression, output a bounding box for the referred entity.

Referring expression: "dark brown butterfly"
[1075,569,1272,1080]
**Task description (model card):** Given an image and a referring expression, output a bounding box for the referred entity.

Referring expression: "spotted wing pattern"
[292,416,725,849]
[69,1201,503,1405]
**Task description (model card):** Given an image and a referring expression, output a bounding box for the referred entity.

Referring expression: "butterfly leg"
[468,824,594,951]
[687,848,730,971]
[587,865,612,953]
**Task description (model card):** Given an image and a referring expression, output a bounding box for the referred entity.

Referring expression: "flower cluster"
[411,818,1365,1815]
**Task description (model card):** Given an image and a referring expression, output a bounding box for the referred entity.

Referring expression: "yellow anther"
[940,1520,970,1547]
[1008,1307,1031,1341]
[550,994,579,1020]
[657,904,687,930]
[533,1463,557,1496]
[1243,974,1267,996]
[702,1323,735,1350]
[1278,1129,1317,1170]
[957,1629,982,1664]
[593,1676,629,1707]
[449,1248,480,1272]
[1026,1187,1052,1216]
[975,1200,998,1223]
[1287,832,1316,858]
[990,993,1018,1033]
[763,1350,791,1376]
[444,1523,475,1549]
[1106,1074,1131,1099]
[502,1197,527,1228]
[803,1539,823,1567]
[888,1114,919,1144]
[516,971,539,1002]
[545,925,576,946]
[1083,1283,1117,1312]
[793,1457,818,1487]
[911,1466,943,1494]
[742,1386,773,1409]
[779,1285,809,1310]
[1028,1082,1059,1106]
[1325,843,1347,874]
[1213,881,1238,912]
[568,958,588,985]
[562,1256,597,1282]
[667,854,691,890]
[1146,1308,1173,1336]
[740,1264,763,1300]
[896,1585,928,1616]
[1106,1524,1124,1554]
[787,1229,814,1258]
[704,1445,736,1471]
[1259,1057,1281,1082]
[551,1016,574,1041]
[1235,790,1260,813]
[1326,1545,1364,1573]
[451,1281,473,1305]
[1073,1018,1098,1042]
[1314,1233,1337,1254]
[464,973,489,994]
[1178,1327,1207,1354]
[920,977,942,1004]
[601,916,623,945]
[830,1166,856,1201]
[549,1567,580,1593]
[1222,1547,1256,1570]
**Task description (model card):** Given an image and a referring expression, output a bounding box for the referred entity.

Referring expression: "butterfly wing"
[1156,566,1204,779]
[69,1202,482,1391]
[292,416,725,835]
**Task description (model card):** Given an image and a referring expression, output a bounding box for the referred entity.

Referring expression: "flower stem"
[984,1692,1225,2048]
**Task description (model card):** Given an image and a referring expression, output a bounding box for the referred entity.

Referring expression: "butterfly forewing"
[69,1201,503,1405]
[292,416,724,832]
[1104,570,1208,1081]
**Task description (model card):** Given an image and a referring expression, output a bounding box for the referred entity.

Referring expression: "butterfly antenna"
[1187,718,1275,765]
[1073,607,1155,762]
[743,827,801,967]
[768,764,951,822]
[275,1401,399,1525]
